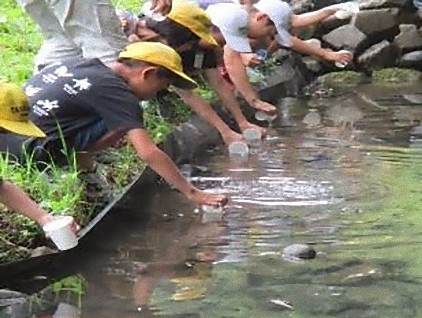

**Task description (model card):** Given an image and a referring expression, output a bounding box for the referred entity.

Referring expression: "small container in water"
[255,111,277,122]
[243,128,262,142]
[228,141,249,157]
[335,50,353,68]
[201,205,224,223]
[201,205,224,213]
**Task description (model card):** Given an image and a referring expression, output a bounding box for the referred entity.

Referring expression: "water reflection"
[3,83,422,318]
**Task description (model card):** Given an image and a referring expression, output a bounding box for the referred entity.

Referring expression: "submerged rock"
[283,244,317,261]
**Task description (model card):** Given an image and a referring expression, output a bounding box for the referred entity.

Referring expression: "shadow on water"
[2,82,422,318]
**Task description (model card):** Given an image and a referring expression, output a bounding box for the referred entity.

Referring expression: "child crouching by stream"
[115,2,266,145]
[0,82,79,233]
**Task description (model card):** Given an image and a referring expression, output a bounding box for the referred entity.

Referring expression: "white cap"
[206,3,252,53]
[254,0,293,47]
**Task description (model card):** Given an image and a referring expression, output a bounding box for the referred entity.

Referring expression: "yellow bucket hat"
[0,82,45,138]
[119,41,197,89]
[168,2,219,47]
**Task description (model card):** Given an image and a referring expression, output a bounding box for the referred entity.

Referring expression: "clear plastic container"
[243,128,262,142]
[201,205,224,213]
[228,141,249,157]
[255,111,277,122]
[201,205,224,223]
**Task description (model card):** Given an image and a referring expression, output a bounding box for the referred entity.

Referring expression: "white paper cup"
[228,141,249,157]
[243,128,262,142]
[335,50,353,68]
[255,111,277,122]
[43,216,78,251]
[335,2,359,19]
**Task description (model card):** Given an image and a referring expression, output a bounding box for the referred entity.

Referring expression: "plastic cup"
[201,205,224,223]
[228,141,249,157]
[201,205,224,213]
[256,49,269,60]
[335,2,359,19]
[255,111,277,122]
[43,216,78,251]
[335,50,353,68]
[243,128,262,142]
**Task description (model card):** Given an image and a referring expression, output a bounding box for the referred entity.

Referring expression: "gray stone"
[283,244,316,260]
[357,40,400,68]
[322,24,367,50]
[358,0,413,9]
[354,8,399,36]
[290,0,314,13]
[318,15,350,35]
[0,290,30,318]
[0,290,25,299]
[30,246,56,257]
[399,50,422,69]
[394,24,422,51]
[302,57,323,73]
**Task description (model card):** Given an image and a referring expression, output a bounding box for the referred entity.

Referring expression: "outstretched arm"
[290,36,352,64]
[127,128,228,207]
[290,4,342,28]
[223,46,277,115]
[173,88,243,146]
[0,180,79,231]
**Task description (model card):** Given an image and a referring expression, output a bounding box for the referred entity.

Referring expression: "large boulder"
[358,0,414,9]
[317,15,351,36]
[354,8,400,36]
[394,24,422,52]
[322,24,367,51]
[357,40,401,68]
[399,50,422,69]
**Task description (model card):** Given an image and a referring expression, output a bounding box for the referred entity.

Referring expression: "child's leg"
[204,68,266,135]
[20,0,81,71]
[47,0,128,66]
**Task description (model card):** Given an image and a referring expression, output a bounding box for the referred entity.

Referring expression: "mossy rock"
[372,68,422,83]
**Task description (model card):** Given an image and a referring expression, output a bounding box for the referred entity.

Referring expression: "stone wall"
[291,0,422,73]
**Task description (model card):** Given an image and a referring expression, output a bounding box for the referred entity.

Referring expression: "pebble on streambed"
[282,244,317,262]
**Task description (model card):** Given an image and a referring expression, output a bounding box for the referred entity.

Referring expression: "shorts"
[180,47,219,74]
[0,120,108,167]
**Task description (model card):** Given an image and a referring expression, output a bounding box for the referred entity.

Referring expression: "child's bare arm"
[0,180,79,232]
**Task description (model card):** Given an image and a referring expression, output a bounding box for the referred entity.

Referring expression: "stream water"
[1,82,422,318]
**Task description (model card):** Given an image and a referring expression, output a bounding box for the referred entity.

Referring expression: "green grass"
[0,0,42,83]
